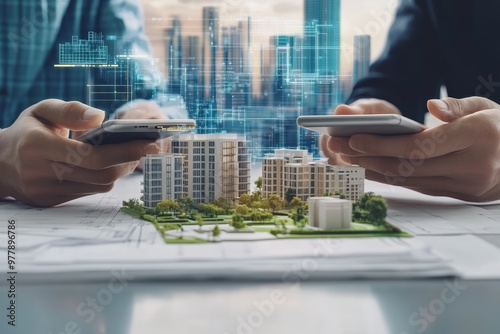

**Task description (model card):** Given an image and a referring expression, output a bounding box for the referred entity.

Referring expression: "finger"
[364,170,453,190]
[114,101,166,120]
[335,99,401,115]
[28,99,105,131]
[16,181,115,207]
[41,135,159,169]
[116,109,164,119]
[427,97,500,122]
[329,137,368,156]
[334,104,367,115]
[344,154,464,177]
[319,134,330,156]
[24,194,86,207]
[319,134,349,165]
[348,122,472,159]
[48,161,138,184]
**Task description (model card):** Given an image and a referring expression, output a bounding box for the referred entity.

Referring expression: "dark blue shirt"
[348,0,500,123]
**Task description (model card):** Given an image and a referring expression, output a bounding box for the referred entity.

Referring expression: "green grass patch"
[289,229,402,235]
[253,227,278,233]
[246,221,277,226]
[157,218,189,223]
[282,231,411,239]
[120,207,143,219]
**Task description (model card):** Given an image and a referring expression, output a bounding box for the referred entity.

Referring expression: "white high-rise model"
[143,133,251,208]
[262,149,364,201]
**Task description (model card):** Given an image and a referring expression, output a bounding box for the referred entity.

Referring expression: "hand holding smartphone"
[297,114,426,137]
[76,119,196,145]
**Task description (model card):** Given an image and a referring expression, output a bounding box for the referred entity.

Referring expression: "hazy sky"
[141,0,399,75]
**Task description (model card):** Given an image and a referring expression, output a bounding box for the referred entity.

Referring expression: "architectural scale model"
[262,149,365,201]
[126,140,408,244]
[143,133,250,208]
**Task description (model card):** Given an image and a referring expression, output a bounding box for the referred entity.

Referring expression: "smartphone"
[77,119,196,145]
[297,114,426,137]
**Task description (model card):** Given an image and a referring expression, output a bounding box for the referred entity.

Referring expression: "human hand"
[330,96,500,202]
[113,100,166,120]
[0,99,159,207]
[319,98,401,165]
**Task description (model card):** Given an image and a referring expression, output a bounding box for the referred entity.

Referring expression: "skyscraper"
[303,0,341,75]
[181,36,202,117]
[201,7,220,106]
[353,35,371,86]
[165,16,182,94]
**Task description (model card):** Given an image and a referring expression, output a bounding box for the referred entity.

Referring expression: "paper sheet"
[368,181,500,235]
[4,175,500,281]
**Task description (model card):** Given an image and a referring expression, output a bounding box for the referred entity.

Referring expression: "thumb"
[334,104,366,115]
[29,99,105,131]
[335,98,401,115]
[428,97,500,122]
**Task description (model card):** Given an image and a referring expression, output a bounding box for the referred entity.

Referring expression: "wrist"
[0,128,12,199]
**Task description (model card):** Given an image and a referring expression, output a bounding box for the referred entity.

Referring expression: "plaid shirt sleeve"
[0,0,186,128]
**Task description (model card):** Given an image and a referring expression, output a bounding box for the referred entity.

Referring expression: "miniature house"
[308,197,352,230]
[262,149,365,201]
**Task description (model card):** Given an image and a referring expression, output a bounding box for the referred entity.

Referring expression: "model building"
[144,133,251,208]
[262,149,365,201]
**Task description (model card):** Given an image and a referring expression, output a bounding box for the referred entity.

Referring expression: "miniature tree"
[255,198,270,210]
[365,196,387,225]
[157,199,179,215]
[284,188,296,204]
[251,188,263,203]
[239,193,252,206]
[289,196,303,210]
[290,209,298,225]
[353,192,388,225]
[254,176,262,190]
[231,213,247,230]
[211,197,233,214]
[280,221,287,233]
[197,203,212,217]
[212,225,221,241]
[177,197,195,214]
[358,192,375,209]
[334,192,346,199]
[267,194,285,212]
[177,224,184,240]
[122,199,145,215]
[196,215,204,229]
[297,217,308,229]
[235,204,250,215]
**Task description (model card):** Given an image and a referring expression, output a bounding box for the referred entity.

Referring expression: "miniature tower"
[143,154,185,208]
[171,133,251,204]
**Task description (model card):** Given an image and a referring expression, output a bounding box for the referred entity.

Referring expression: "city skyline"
[142,0,397,76]
[54,0,397,161]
